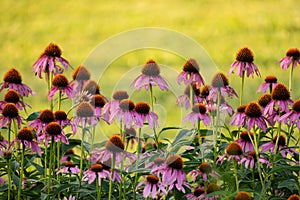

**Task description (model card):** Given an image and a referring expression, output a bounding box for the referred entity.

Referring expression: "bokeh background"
[1,0,299,136]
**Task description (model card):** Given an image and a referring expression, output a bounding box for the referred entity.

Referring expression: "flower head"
[72,65,91,92]
[217,142,243,164]
[28,109,55,136]
[230,105,247,128]
[32,43,69,78]
[189,162,218,182]
[235,131,254,152]
[280,99,300,129]
[54,110,71,127]
[109,99,136,128]
[83,80,100,95]
[82,163,111,185]
[39,122,69,145]
[229,46,260,77]
[90,94,106,118]
[177,58,205,87]
[185,187,206,200]
[280,48,300,69]
[131,59,168,91]
[288,194,300,200]
[136,174,167,199]
[245,102,268,132]
[134,102,159,129]
[234,191,252,200]
[239,151,269,169]
[182,103,211,126]
[14,128,41,155]
[0,103,22,129]
[0,89,31,111]
[48,74,74,101]
[0,68,34,97]
[257,75,278,93]
[57,161,80,174]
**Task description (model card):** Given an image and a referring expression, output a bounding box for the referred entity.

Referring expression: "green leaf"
[26,112,40,121]
[172,129,193,145]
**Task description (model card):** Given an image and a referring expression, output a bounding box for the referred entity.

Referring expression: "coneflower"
[177,58,205,87]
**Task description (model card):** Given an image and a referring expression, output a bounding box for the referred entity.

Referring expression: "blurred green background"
[1,0,299,137]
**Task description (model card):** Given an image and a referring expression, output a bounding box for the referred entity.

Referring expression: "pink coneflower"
[239,151,269,169]
[280,48,300,69]
[235,131,254,152]
[72,65,91,93]
[206,183,221,199]
[217,142,243,164]
[257,75,278,93]
[261,134,298,157]
[13,128,41,155]
[71,102,98,134]
[280,99,300,129]
[48,74,74,101]
[54,110,71,128]
[182,103,211,126]
[230,105,247,128]
[244,102,268,132]
[131,59,168,91]
[134,102,158,129]
[0,90,31,111]
[82,163,111,185]
[264,83,293,116]
[82,80,100,95]
[109,99,136,129]
[61,149,76,163]
[185,187,206,200]
[57,161,80,174]
[90,94,106,118]
[0,103,22,129]
[32,43,69,78]
[136,174,167,199]
[229,46,260,78]
[161,154,189,192]
[234,192,252,200]
[72,90,93,106]
[208,72,238,102]
[0,68,33,97]
[146,157,166,177]
[176,83,204,109]
[189,162,218,182]
[28,109,55,136]
[177,58,205,87]
[39,122,69,146]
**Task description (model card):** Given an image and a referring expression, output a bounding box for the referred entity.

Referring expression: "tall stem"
[240,71,245,106]
[17,143,25,200]
[213,89,222,166]
[79,128,85,187]
[108,153,116,200]
[197,119,203,162]
[149,85,159,147]
[234,160,239,192]
[7,126,12,200]
[133,128,142,200]
[289,60,294,94]
[96,177,102,200]
[47,136,54,199]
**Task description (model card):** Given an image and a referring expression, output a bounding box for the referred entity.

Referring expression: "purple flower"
[57,162,80,174]
[235,131,255,153]
[136,175,167,199]
[176,83,205,110]
[90,94,106,119]
[244,102,268,132]
[185,187,206,200]
[0,68,34,97]
[146,157,166,177]
[228,46,260,78]
[28,109,55,137]
[177,58,205,87]
[182,103,211,126]
[217,142,243,164]
[239,152,270,169]
[54,110,72,128]
[134,102,159,129]
[38,122,69,146]
[60,149,75,163]
[0,90,31,112]
[32,43,69,79]
[0,103,22,129]
[280,99,300,129]
[131,59,168,91]
[230,105,247,128]
[189,162,218,182]
[13,128,41,156]
[257,76,278,93]
[279,48,300,69]
[72,65,91,93]
[109,99,136,129]
[48,74,74,101]
[82,163,111,185]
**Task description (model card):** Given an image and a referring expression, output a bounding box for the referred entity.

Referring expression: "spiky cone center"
[271,83,290,101]
[2,103,19,118]
[97,158,112,170]
[76,102,94,117]
[3,68,22,84]
[226,142,243,156]
[91,163,103,172]
[54,110,68,121]
[52,74,69,88]
[112,90,129,101]
[153,158,165,166]
[264,75,277,83]
[46,122,62,136]
[286,48,300,59]
[72,65,91,81]
[206,183,220,194]
[42,43,62,57]
[83,80,100,95]
[236,47,254,63]
[292,99,300,112]
[211,72,229,88]
[240,131,254,142]
[237,105,246,113]
[192,103,207,114]
[4,90,20,103]
[135,102,150,114]
[200,85,211,98]
[272,134,286,146]
[198,162,212,174]
[248,152,257,162]
[146,175,159,184]
[18,128,34,142]
[141,59,160,76]
[245,102,262,118]
[105,135,125,153]
[234,191,252,200]
[125,128,136,139]
[288,194,300,200]
[119,99,135,111]
[182,58,199,73]
[166,154,183,170]
[91,94,106,108]
[65,161,76,168]
[258,94,272,108]
[38,109,55,123]
[193,188,205,197]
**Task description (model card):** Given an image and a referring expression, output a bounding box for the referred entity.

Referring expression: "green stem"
[133,128,142,200]
[7,126,12,200]
[57,142,61,172]
[213,89,222,166]
[197,119,203,162]
[79,128,85,187]
[289,60,294,94]
[96,177,102,200]
[234,160,239,192]
[47,136,54,199]
[17,143,25,200]
[240,71,245,106]
[44,144,48,178]
[273,122,281,159]
[149,85,159,148]
[48,72,54,111]
[108,153,116,200]
[287,124,294,146]
[58,90,61,111]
